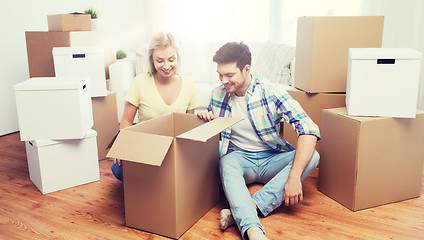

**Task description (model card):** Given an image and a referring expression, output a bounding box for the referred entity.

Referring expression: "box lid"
[349,48,422,60]
[325,107,391,122]
[52,46,104,56]
[27,129,97,147]
[106,116,242,166]
[14,76,88,91]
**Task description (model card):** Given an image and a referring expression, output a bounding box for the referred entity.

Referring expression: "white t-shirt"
[229,94,271,152]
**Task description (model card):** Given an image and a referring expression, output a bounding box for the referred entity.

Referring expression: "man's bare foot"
[220,209,235,230]
[246,226,268,240]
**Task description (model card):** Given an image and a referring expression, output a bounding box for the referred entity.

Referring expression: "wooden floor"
[1,132,423,240]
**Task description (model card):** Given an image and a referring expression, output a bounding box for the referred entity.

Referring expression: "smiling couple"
[112,32,320,240]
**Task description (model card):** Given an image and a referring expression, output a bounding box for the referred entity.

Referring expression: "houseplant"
[84,8,99,30]
[116,50,127,60]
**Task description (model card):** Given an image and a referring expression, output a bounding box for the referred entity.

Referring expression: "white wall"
[0,0,148,136]
[2,0,424,135]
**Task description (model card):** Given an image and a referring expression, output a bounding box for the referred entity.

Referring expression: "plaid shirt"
[207,76,321,157]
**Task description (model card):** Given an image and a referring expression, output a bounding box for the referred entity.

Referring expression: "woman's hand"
[113,158,121,166]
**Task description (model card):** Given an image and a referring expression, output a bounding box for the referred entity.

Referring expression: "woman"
[111,32,200,180]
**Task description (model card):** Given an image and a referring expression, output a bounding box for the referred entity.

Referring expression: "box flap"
[28,129,97,147]
[177,117,242,142]
[106,130,173,166]
[349,48,422,60]
[53,46,104,56]
[327,107,386,122]
[14,77,88,91]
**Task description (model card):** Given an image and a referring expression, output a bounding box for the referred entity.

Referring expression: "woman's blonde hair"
[148,32,180,75]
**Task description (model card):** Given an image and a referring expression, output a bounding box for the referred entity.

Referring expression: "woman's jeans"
[219,149,320,239]
[111,161,123,181]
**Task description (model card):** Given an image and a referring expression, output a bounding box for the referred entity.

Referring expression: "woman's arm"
[114,101,138,166]
[120,101,138,129]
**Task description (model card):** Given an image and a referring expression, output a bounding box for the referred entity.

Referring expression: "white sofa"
[109,41,296,120]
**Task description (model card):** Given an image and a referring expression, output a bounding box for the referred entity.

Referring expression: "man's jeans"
[219,149,320,239]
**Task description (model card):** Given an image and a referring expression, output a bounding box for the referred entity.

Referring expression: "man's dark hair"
[212,42,252,71]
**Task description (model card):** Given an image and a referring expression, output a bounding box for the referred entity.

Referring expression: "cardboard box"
[282,89,345,153]
[47,14,91,32]
[53,46,107,97]
[91,91,119,160]
[346,48,422,118]
[25,129,100,194]
[318,108,424,211]
[14,77,93,141]
[294,16,384,93]
[107,113,241,239]
[25,31,116,79]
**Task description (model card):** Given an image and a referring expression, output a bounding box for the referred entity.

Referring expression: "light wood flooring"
[0,132,423,240]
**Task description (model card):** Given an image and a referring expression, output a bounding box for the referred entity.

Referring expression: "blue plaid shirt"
[208,76,321,157]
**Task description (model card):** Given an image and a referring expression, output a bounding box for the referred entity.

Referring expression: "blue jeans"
[111,161,123,181]
[219,149,320,239]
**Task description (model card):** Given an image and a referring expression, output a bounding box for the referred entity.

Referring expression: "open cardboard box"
[107,113,241,239]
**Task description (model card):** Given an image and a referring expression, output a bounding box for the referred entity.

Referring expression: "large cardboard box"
[14,77,93,141]
[107,113,241,239]
[91,91,119,160]
[318,108,424,211]
[47,14,91,31]
[53,46,107,97]
[346,48,422,118]
[25,129,100,194]
[294,16,384,93]
[282,89,345,153]
[25,31,116,79]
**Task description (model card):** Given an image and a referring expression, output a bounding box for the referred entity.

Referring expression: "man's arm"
[283,134,317,206]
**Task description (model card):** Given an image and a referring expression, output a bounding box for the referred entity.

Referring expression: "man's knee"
[309,150,320,169]
[219,151,241,176]
[219,153,234,173]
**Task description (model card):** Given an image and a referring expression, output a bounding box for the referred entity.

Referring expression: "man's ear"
[243,65,251,74]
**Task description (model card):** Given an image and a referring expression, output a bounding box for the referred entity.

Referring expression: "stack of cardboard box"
[283,16,384,153]
[25,13,119,160]
[290,16,424,211]
[16,13,122,194]
[14,76,100,194]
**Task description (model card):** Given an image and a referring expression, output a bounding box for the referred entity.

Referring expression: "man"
[197,42,320,240]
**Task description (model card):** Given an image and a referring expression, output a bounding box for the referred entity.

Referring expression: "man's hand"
[197,111,215,122]
[283,176,303,206]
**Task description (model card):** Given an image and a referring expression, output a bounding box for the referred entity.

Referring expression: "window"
[148,0,269,42]
[146,0,363,44]
[279,0,363,45]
